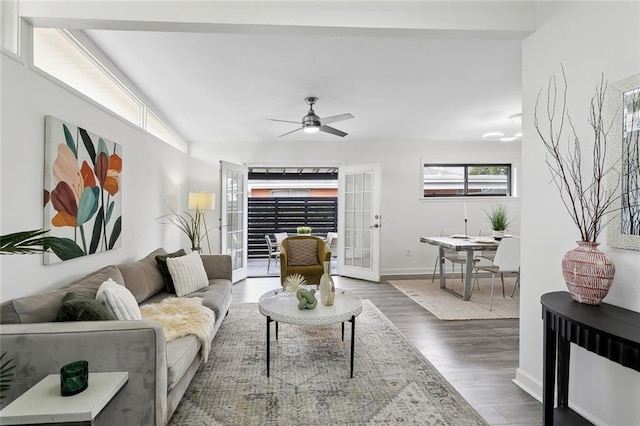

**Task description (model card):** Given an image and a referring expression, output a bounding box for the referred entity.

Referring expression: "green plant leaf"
[79,127,96,164]
[62,123,78,158]
[89,206,104,254]
[106,201,114,224]
[0,352,15,400]
[48,237,86,260]
[109,216,122,250]
[1,229,50,255]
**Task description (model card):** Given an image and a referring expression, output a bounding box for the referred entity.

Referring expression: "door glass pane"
[343,171,373,271]
[226,170,245,270]
[363,172,372,191]
[362,249,371,268]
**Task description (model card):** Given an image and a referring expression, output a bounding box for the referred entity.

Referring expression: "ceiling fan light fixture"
[269,96,353,138]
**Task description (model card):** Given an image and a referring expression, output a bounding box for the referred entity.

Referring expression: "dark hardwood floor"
[232,274,542,426]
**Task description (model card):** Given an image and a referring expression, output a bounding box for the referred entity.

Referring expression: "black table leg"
[276,321,279,341]
[349,315,356,378]
[266,316,272,377]
[557,332,571,408]
[342,322,345,341]
[543,311,557,425]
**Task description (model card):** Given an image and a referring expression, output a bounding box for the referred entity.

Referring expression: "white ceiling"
[83,19,523,146]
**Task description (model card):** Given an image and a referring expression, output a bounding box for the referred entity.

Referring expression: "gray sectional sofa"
[0,248,233,425]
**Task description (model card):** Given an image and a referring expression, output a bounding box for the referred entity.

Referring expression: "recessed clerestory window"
[32,27,186,152]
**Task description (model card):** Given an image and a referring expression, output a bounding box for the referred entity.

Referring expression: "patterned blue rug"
[169,300,487,425]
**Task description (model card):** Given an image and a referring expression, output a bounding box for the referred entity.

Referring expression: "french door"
[220,161,248,283]
[337,163,381,282]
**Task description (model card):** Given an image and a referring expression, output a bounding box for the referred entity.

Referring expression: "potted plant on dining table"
[485,204,510,239]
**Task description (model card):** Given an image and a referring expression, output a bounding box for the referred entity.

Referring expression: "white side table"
[0,371,128,425]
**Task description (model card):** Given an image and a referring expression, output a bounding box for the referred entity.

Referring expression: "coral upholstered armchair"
[279,235,331,285]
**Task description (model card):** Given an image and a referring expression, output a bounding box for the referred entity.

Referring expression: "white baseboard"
[513,368,608,426]
[379,267,430,276]
[513,368,542,402]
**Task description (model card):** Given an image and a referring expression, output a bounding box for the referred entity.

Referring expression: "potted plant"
[157,206,207,252]
[485,204,510,239]
[533,67,638,304]
[1,229,67,256]
[296,226,312,235]
[0,352,15,400]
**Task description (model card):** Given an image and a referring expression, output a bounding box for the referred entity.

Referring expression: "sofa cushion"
[186,280,233,321]
[288,239,318,266]
[96,279,142,320]
[166,252,208,297]
[165,335,200,392]
[0,265,124,324]
[58,292,116,321]
[155,249,187,294]
[117,248,167,303]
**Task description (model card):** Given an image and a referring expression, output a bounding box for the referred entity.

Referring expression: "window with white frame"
[32,28,186,152]
[423,164,512,197]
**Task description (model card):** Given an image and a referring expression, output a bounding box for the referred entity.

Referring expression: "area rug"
[169,301,487,425]
[388,278,519,320]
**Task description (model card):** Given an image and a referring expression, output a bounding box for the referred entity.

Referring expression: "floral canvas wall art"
[43,116,122,264]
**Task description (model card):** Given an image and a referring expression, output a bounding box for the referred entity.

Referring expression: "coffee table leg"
[266,316,272,377]
[341,322,345,341]
[350,315,356,378]
[276,321,279,341]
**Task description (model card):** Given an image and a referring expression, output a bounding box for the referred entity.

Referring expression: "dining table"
[419,235,500,301]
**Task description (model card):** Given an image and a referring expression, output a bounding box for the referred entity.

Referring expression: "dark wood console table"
[541,291,640,425]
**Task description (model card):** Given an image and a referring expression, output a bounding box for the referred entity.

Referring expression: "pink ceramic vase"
[561,241,615,305]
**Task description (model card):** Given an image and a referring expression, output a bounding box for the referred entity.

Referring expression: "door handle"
[371,224,380,229]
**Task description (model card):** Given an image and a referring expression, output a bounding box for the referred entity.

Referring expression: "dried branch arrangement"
[534,66,632,243]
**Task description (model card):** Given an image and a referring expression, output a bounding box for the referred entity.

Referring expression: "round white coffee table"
[258,287,363,378]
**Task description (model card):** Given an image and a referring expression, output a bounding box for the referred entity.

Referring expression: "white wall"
[517,2,640,425]
[191,136,522,276]
[0,51,199,301]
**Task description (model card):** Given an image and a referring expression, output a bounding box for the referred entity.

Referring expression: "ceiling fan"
[269,97,354,137]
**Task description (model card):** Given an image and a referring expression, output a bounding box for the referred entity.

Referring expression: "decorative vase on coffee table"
[319,261,335,306]
[561,241,615,305]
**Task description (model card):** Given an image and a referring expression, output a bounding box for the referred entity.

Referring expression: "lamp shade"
[188,192,216,210]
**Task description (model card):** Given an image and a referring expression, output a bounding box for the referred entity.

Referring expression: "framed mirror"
[607,73,640,251]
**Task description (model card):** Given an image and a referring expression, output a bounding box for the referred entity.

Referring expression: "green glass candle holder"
[60,360,89,396]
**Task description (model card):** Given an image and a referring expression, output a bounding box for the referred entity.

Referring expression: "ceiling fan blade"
[319,125,347,137]
[320,113,354,125]
[278,127,304,137]
[269,118,302,124]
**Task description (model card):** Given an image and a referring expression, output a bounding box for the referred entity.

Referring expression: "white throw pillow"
[96,278,142,320]
[166,251,209,297]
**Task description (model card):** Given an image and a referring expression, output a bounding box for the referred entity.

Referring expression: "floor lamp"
[188,192,215,254]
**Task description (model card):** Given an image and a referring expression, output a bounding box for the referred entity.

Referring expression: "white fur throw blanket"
[140,297,215,362]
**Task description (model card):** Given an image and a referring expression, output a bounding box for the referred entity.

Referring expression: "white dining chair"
[431,229,470,285]
[325,232,338,258]
[273,232,288,250]
[472,237,520,311]
[264,235,280,274]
